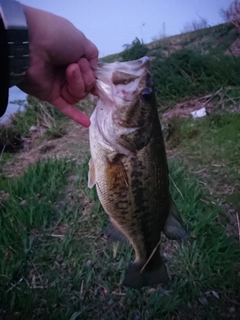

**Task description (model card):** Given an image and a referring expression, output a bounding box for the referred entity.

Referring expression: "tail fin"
[163,197,188,240]
[122,255,169,289]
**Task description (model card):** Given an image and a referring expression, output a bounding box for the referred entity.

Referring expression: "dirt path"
[3,121,90,177]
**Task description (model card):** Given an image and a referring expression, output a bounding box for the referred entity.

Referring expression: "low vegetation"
[151,49,240,105]
[221,0,240,31]
[0,157,239,319]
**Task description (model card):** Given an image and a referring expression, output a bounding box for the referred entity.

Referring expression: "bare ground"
[3,121,90,178]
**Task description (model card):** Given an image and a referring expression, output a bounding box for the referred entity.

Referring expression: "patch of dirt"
[225,37,240,56]
[3,121,90,177]
[162,87,240,122]
[162,99,210,121]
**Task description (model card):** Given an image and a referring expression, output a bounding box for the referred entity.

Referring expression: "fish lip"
[92,57,151,104]
[93,56,150,78]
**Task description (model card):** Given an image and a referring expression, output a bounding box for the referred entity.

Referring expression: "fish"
[88,57,187,289]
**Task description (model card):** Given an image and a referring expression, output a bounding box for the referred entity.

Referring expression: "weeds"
[0,158,74,314]
[166,112,240,226]
[0,157,239,319]
[0,126,24,154]
[150,49,240,105]
[11,96,66,137]
[220,0,240,31]
[121,37,149,61]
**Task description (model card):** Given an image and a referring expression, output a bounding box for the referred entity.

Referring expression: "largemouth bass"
[88,57,187,289]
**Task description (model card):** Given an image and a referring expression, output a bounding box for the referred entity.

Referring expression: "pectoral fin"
[105,156,129,191]
[88,158,96,188]
[163,197,188,240]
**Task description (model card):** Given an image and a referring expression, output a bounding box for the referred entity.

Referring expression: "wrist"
[0,0,29,116]
[0,0,29,87]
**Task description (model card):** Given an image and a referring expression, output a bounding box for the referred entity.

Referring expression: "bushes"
[121,37,148,61]
[150,49,240,104]
[220,0,240,31]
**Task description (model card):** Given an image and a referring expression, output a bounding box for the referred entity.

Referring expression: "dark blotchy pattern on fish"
[89,58,187,289]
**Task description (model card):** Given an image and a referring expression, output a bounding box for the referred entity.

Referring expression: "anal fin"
[163,197,188,240]
[104,219,129,245]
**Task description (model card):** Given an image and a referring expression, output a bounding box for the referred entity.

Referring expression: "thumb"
[52,96,91,127]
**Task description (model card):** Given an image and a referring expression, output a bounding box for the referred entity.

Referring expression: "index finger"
[84,39,99,69]
[52,96,91,127]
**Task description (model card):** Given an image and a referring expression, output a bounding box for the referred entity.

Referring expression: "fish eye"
[141,87,152,101]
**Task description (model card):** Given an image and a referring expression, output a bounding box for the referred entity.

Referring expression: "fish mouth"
[94,56,149,77]
[93,57,150,102]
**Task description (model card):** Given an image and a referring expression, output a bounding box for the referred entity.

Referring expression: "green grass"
[0,159,74,313]
[166,112,240,207]
[150,49,240,105]
[11,96,67,137]
[0,156,239,319]
[148,23,237,55]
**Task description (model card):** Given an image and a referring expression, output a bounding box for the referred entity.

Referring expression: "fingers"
[62,63,85,103]
[78,58,96,93]
[62,58,96,104]
[52,96,91,127]
[50,58,96,127]
[84,39,99,69]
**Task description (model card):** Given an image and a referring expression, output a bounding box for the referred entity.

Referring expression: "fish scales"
[88,57,187,289]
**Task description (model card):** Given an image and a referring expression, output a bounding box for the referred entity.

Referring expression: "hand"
[18,6,99,127]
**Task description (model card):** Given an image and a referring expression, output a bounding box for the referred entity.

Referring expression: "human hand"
[18,5,99,127]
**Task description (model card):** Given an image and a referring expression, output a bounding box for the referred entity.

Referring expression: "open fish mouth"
[94,56,149,78]
[93,57,150,104]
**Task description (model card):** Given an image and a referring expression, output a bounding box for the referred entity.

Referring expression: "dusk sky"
[21,0,232,57]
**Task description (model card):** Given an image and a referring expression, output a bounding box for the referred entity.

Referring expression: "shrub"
[121,38,148,61]
[150,49,240,104]
[220,0,240,31]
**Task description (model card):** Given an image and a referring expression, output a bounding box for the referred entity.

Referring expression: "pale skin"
[18,5,99,127]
